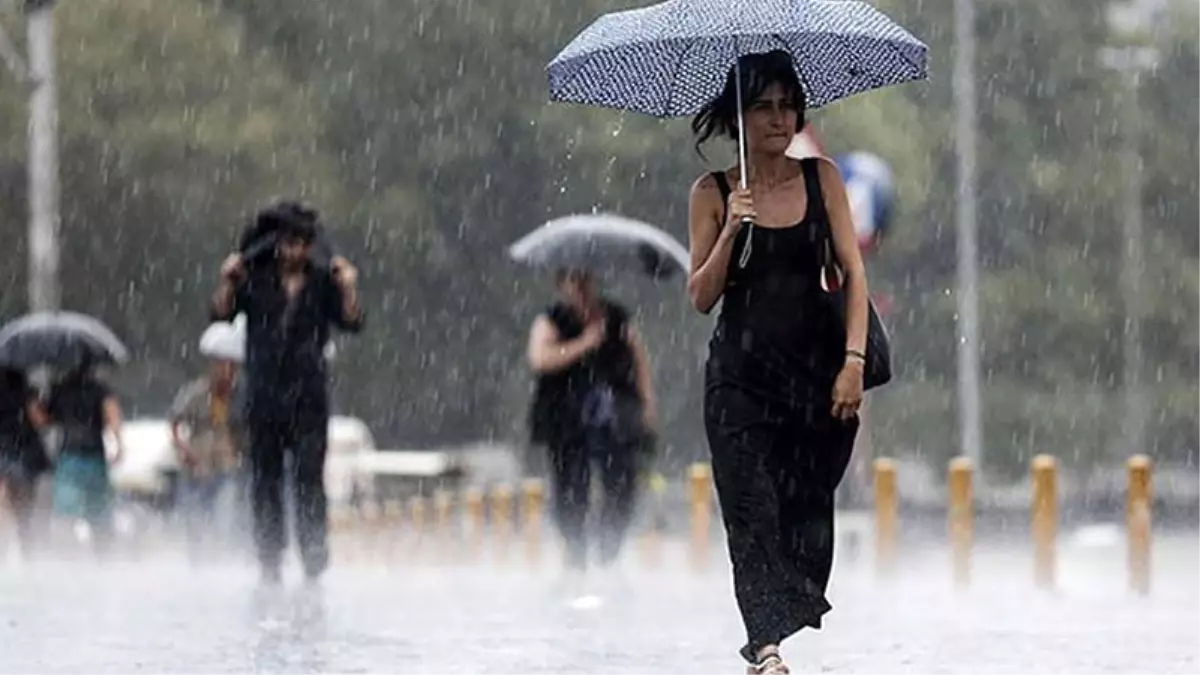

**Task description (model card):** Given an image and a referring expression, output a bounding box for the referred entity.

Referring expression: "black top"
[48,376,111,456]
[215,262,363,419]
[528,299,641,447]
[707,158,843,410]
[0,377,47,473]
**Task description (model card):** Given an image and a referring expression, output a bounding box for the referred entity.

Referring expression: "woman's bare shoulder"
[690,167,736,201]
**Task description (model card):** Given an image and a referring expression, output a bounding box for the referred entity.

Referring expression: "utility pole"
[25,0,60,313]
[953,0,983,469]
[1098,42,1158,460]
[1099,0,1162,459]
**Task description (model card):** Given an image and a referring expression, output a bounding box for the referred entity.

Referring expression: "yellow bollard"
[640,472,667,570]
[873,458,897,575]
[1127,454,1152,596]
[328,504,357,564]
[328,503,355,534]
[520,478,545,566]
[688,463,713,570]
[359,501,384,565]
[433,489,453,557]
[409,496,428,559]
[492,483,514,562]
[948,457,973,588]
[463,488,485,562]
[382,498,404,563]
[1031,454,1057,590]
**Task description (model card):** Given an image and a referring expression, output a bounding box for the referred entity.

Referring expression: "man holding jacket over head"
[211,199,364,584]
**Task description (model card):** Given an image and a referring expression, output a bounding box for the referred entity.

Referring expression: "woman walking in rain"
[0,368,51,556]
[527,268,658,573]
[687,51,870,675]
[48,359,124,555]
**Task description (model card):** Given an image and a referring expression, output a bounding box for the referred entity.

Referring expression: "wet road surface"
[0,534,1196,673]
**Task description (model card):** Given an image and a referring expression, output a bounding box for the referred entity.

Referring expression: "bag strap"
[711,171,732,225]
[800,158,828,232]
[800,158,843,275]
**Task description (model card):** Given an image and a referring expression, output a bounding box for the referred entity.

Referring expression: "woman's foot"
[746,652,789,675]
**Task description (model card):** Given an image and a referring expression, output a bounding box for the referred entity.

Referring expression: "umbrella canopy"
[509,213,691,280]
[547,0,928,116]
[0,311,128,369]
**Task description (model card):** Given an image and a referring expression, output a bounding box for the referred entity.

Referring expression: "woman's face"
[557,269,596,307]
[743,82,799,156]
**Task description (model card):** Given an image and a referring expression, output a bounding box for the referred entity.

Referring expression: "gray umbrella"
[0,311,129,369]
[508,213,691,280]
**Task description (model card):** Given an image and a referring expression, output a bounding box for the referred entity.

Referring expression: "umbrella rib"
[664,35,700,117]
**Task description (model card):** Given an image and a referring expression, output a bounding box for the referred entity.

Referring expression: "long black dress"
[704,158,858,663]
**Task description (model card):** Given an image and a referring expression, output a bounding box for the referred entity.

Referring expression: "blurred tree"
[0,0,363,407]
[0,0,1192,482]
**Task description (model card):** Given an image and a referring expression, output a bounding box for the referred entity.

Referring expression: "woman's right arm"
[527,315,602,374]
[687,175,740,314]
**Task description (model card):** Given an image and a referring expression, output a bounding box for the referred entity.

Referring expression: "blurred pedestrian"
[527,267,658,572]
[211,199,363,584]
[169,350,248,563]
[686,51,869,674]
[47,359,124,556]
[0,368,51,557]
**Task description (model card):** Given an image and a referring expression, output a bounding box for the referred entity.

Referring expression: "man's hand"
[331,256,358,288]
[220,253,245,282]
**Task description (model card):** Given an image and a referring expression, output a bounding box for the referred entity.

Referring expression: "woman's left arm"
[818,159,869,359]
[625,324,659,430]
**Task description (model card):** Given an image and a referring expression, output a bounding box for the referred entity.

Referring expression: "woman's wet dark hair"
[0,367,27,392]
[554,267,592,286]
[691,50,807,155]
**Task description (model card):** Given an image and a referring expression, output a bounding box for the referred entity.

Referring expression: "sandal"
[746,654,790,675]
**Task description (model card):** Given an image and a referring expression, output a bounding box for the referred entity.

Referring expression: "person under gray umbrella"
[525,266,659,575]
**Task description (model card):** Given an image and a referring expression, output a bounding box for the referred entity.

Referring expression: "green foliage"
[0,0,1193,479]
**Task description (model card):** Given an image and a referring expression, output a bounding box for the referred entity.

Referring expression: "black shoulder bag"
[800,159,893,391]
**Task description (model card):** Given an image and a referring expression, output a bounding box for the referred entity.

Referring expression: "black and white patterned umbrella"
[548,0,927,269]
[509,214,691,280]
[0,311,129,369]
[547,0,928,115]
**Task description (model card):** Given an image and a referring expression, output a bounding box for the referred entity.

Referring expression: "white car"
[106,414,376,507]
[107,418,178,499]
[325,415,376,506]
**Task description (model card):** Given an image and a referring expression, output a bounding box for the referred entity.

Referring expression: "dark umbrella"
[508,213,691,280]
[239,199,333,268]
[0,311,129,369]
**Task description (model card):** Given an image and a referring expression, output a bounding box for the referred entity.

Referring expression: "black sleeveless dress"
[703,158,858,662]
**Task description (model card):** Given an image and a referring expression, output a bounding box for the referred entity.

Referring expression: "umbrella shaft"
[735,59,749,190]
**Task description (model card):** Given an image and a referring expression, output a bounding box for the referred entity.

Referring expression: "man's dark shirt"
[213,262,362,420]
